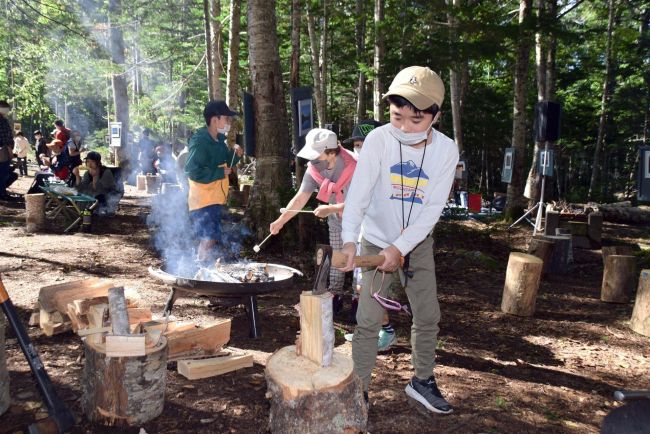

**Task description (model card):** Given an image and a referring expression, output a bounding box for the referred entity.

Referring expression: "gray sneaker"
[405,376,453,414]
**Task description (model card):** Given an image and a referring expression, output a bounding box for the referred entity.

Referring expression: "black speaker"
[534,101,561,142]
[242,91,256,157]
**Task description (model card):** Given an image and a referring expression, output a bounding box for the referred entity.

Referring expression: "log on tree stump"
[601,255,637,303]
[528,236,555,277]
[136,174,146,191]
[602,245,634,266]
[0,314,9,416]
[266,346,367,434]
[501,252,544,317]
[25,193,45,233]
[630,270,650,337]
[81,338,167,426]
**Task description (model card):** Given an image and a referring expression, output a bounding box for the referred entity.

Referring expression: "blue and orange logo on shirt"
[390,160,429,204]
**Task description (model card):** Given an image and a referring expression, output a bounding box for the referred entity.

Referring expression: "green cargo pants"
[352,235,440,390]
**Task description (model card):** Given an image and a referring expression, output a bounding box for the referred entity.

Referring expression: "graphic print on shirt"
[389,160,429,204]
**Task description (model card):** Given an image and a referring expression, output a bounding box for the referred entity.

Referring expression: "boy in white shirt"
[339,66,458,414]
[13,131,30,176]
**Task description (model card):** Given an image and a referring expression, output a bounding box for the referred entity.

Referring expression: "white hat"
[296,128,338,160]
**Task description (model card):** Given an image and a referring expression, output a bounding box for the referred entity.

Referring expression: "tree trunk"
[266,346,367,433]
[601,255,636,303]
[588,0,617,200]
[203,0,214,99]
[246,0,292,240]
[81,339,167,427]
[373,0,385,123]
[501,252,544,316]
[355,0,367,122]
[205,0,223,100]
[226,0,242,144]
[319,1,328,123]
[505,0,533,219]
[108,0,131,166]
[630,269,650,337]
[447,0,463,152]
[306,3,325,127]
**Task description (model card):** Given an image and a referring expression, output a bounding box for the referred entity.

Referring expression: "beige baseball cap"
[383,66,445,110]
[297,128,338,160]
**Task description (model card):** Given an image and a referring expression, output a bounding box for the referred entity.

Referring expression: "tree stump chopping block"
[601,255,636,303]
[630,270,650,337]
[544,235,571,276]
[501,252,544,317]
[0,314,9,416]
[25,193,45,233]
[528,236,555,277]
[81,338,168,427]
[266,346,367,434]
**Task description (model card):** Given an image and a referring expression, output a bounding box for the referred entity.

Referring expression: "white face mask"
[388,122,434,146]
[217,124,231,135]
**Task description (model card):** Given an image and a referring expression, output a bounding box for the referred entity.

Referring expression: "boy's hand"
[224,167,232,176]
[338,242,357,272]
[314,204,332,218]
[269,219,284,235]
[234,144,243,157]
[378,245,402,272]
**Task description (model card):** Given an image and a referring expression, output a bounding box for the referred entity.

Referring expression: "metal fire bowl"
[148,263,303,297]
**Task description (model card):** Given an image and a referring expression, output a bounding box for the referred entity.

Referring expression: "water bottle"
[81,209,92,233]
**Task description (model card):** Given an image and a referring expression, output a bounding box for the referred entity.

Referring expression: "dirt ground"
[1,173,649,434]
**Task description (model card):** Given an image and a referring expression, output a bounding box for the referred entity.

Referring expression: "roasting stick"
[230,144,242,167]
[280,207,315,214]
[253,233,273,253]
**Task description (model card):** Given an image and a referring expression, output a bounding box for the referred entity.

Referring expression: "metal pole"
[533,140,549,235]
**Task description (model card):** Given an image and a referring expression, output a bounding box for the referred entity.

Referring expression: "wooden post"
[527,236,555,277]
[25,193,45,233]
[81,338,167,427]
[630,270,650,337]
[545,235,571,275]
[266,346,367,433]
[501,252,544,316]
[601,255,637,303]
[0,314,9,416]
[602,245,634,266]
[298,291,334,367]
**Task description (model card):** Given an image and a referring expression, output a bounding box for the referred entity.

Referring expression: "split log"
[66,303,89,332]
[25,193,45,233]
[145,174,161,194]
[177,354,253,380]
[602,246,634,266]
[630,270,650,337]
[501,252,544,317]
[28,311,40,327]
[598,202,650,224]
[166,319,231,360]
[41,321,72,337]
[107,287,130,335]
[527,237,555,277]
[298,291,334,367]
[87,304,108,329]
[0,314,9,416]
[38,278,113,313]
[602,255,637,303]
[81,338,167,427]
[266,346,367,434]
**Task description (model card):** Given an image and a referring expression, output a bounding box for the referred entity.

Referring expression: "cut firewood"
[72,295,138,316]
[166,319,231,360]
[66,303,89,332]
[28,311,40,327]
[105,335,146,357]
[42,321,72,337]
[143,320,197,334]
[38,277,103,312]
[78,326,111,337]
[126,308,152,325]
[107,287,130,335]
[87,304,108,329]
[39,309,65,327]
[177,354,253,380]
[299,291,334,367]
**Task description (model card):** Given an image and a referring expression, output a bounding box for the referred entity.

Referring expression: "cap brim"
[343,135,365,145]
[383,86,438,110]
[223,109,240,117]
[296,146,321,160]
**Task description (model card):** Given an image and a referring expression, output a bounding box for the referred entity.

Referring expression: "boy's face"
[353,139,364,154]
[389,103,434,134]
[211,115,232,130]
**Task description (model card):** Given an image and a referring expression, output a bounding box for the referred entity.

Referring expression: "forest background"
[0,0,648,223]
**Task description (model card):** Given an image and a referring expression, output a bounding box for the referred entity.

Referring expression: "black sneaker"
[405,376,453,414]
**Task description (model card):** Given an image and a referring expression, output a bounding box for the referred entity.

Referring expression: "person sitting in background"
[34,130,49,167]
[66,130,83,169]
[72,151,117,214]
[153,145,176,183]
[13,131,30,177]
[27,139,72,194]
[138,128,156,174]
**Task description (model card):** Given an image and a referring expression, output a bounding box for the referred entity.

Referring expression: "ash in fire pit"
[193,260,275,284]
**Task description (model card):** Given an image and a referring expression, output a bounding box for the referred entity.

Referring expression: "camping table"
[39,185,99,233]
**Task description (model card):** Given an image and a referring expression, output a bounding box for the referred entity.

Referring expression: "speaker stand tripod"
[508,141,549,236]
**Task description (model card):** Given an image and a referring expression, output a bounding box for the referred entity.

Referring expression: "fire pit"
[148,262,302,338]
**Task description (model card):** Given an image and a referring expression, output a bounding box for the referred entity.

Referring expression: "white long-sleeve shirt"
[341,124,459,255]
[13,136,30,158]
